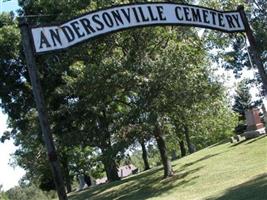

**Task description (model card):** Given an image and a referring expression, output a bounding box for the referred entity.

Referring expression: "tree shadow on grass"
[230,135,266,148]
[206,174,267,200]
[95,167,163,196]
[116,175,200,200]
[112,167,202,200]
[207,140,229,148]
[245,135,266,145]
[70,166,203,200]
[69,167,163,200]
[176,153,221,169]
[230,139,248,147]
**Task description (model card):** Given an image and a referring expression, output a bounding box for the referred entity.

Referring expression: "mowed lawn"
[69,136,267,200]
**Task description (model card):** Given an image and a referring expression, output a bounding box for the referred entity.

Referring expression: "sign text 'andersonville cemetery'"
[31,3,245,54]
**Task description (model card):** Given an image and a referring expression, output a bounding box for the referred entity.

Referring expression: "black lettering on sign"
[80,18,96,34]
[232,14,241,28]
[49,29,62,47]
[218,13,225,27]
[225,15,235,28]
[132,7,141,23]
[175,6,184,21]
[183,7,192,21]
[92,14,105,31]
[70,21,85,38]
[102,12,114,27]
[148,6,158,21]
[209,11,217,25]
[138,7,150,22]
[156,6,166,21]
[191,8,202,22]
[121,8,132,23]
[39,31,51,49]
[202,10,210,24]
[111,10,125,26]
[62,25,76,42]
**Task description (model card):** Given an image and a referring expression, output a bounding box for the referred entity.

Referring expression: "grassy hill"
[69,136,267,200]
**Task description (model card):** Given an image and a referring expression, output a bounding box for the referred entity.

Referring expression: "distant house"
[96,164,138,185]
[118,164,137,178]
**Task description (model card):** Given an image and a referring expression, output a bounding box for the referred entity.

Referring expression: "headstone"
[235,135,243,142]
[241,108,266,139]
[230,136,236,143]
[245,108,264,130]
[77,174,88,191]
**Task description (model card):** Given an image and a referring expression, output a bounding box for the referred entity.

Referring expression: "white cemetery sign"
[30,3,246,54]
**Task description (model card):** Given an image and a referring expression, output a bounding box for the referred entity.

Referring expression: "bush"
[6,185,56,200]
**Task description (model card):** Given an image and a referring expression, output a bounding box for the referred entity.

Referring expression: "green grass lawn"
[68,136,267,200]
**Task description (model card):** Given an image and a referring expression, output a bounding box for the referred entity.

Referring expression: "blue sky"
[0,0,25,191]
[0,0,20,13]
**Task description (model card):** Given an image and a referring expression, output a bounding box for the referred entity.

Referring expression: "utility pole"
[19,17,68,200]
[238,5,267,97]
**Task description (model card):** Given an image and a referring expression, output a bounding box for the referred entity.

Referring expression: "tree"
[232,79,262,134]
[0,185,9,200]
[139,139,151,170]
[120,22,230,175]
[117,123,152,171]
[233,79,254,119]
[200,0,267,95]
[6,185,54,200]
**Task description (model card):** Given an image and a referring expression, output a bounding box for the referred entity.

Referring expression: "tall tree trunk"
[65,168,72,193]
[179,140,186,157]
[171,150,178,161]
[184,125,195,154]
[154,125,173,178]
[103,156,120,182]
[101,147,120,182]
[99,112,120,182]
[61,158,72,193]
[139,139,150,171]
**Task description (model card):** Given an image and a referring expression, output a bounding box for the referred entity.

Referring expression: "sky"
[0,0,25,192]
[0,112,25,191]
[0,0,20,13]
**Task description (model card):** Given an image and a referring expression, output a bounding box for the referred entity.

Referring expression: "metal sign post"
[238,5,267,96]
[19,17,68,200]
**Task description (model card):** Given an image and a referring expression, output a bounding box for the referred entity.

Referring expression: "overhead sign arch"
[31,2,245,54]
